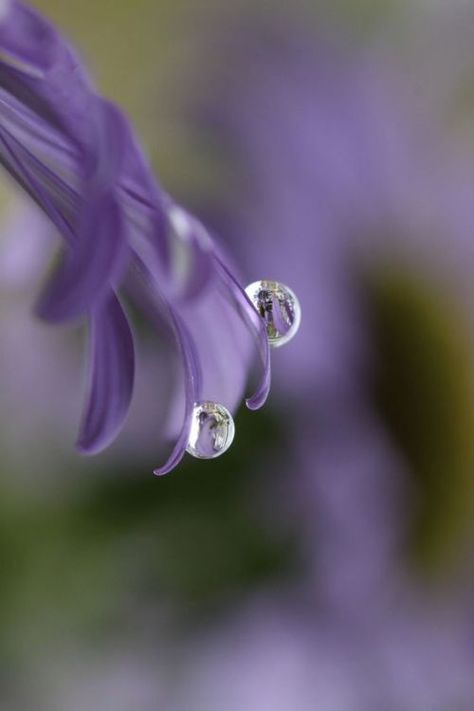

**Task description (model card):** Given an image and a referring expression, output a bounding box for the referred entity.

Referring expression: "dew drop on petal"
[245,280,301,348]
[186,401,235,459]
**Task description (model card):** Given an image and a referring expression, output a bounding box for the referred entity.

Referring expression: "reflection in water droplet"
[245,280,301,347]
[186,401,235,459]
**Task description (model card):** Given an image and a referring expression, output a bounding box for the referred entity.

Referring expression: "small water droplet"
[245,280,301,347]
[186,401,235,459]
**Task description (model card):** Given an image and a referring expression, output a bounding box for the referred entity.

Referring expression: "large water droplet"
[245,280,301,347]
[186,401,235,459]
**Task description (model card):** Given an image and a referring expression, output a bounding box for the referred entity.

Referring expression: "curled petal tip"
[153,462,179,478]
[245,383,270,411]
[245,397,264,411]
[75,438,105,457]
[153,442,188,477]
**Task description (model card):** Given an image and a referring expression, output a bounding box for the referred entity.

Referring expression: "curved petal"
[36,101,131,320]
[179,217,214,301]
[0,3,94,146]
[0,88,76,163]
[124,255,202,476]
[0,1,57,78]
[214,254,271,410]
[36,192,128,321]
[121,142,170,269]
[153,312,201,476]
[166,202,214,301]
[0,122,75,241]
[76,292,135,455]
[85,98,130,190]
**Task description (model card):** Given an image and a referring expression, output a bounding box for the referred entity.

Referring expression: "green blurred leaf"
[369,267,474,575]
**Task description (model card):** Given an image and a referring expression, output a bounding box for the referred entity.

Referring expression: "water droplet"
[245,280,301,347]
[186,401,235,459]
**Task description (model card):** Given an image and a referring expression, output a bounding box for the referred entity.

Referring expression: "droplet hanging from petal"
[245,280,301,348]
[186,401,235,459]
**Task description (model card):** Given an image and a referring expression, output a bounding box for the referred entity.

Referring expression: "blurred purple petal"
[85,100,129,189]
[0,120,75,240]
[0,2,94,146]
[76,292,135,455]
[0,0,56,78]
[37,192,128,321]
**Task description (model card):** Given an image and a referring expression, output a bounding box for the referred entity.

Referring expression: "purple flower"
[0,1,272,474]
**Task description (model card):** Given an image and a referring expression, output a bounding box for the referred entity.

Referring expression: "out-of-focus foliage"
[368,267,474,571]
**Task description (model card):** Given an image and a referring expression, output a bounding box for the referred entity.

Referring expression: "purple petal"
[176,266,254,415]
[214,254,271,410]
[0,88,76,162]
[166,202,214,301]
[121,132,170,266]
[153,311,201,476]
[0,1,57,78]
[36,192,128,321]
[36,102,131,321]
[123,255,202,476]
[179,219,214,301]
[0,3,94,146]
[76,292,135,455]
[0,122,75,241]
[85,98,130,190]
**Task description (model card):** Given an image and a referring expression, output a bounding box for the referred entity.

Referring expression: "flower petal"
[36,191,128,321]
[214,255,271,410]
[127,255,202,475]
[85,99,130,190]
[36,102,131,321]
[0,1,57,78]
[76,292,135,454]
[153,312,201,476]
[0,3,93,146]
[0,121,75,240]
[166,202,214,301]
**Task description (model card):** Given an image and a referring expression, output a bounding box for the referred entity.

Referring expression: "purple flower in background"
[187,16,474,572]
[0,198,84,472]
[191,20,474,404]
[166,592,474,711]
[0,1,285,474]
[160,15,474,705]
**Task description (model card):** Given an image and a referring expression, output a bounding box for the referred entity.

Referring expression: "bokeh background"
[2,0,474,708]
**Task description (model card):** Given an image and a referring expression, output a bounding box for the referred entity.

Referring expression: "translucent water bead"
[245,280,301,347]
[186,401,235,459]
